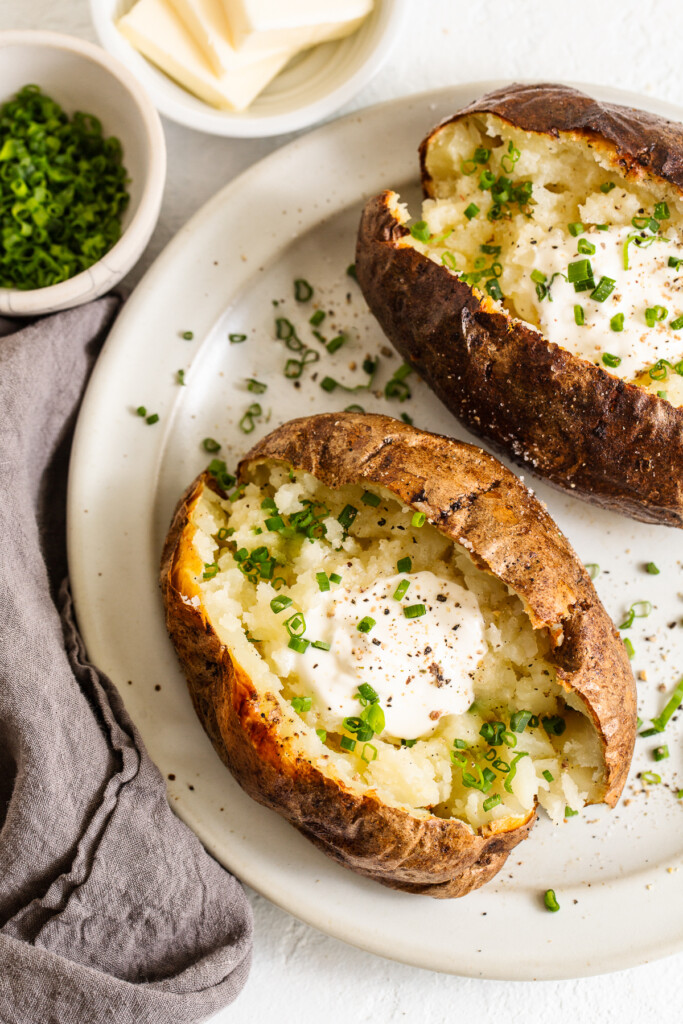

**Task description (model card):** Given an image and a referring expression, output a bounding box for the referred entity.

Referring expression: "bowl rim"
[0,29,166,314]
[89,0,408,138]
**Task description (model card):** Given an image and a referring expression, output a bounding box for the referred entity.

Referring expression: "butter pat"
[220,0,374,53]
[118,0,296,111]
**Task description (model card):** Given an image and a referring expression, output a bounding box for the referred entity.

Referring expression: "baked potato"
[161,412,636,898]
[355,83,683,527]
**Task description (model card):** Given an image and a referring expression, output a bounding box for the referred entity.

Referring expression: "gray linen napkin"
[0,299,253,1024]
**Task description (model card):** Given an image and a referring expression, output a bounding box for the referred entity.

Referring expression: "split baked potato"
[161,412,636,898]
[356,83,683,527]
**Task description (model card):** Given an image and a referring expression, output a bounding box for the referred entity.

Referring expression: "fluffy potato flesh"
[192,462,603,831]
[408,113,683,406]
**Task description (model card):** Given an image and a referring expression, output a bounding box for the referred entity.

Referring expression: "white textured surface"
[3,0,683,1017]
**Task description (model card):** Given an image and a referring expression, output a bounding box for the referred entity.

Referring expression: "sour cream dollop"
[277,571,487,740]
[525,225,683,379]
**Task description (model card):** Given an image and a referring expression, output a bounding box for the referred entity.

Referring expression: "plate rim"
[68,80,683,981]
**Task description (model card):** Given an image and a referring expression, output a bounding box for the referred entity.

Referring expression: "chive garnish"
[441,251,457,270]
[609,314,624,333]
[655,202,670,220]
[202,437,221,452]
[670,315,683,330]
[542,770,554,783]
[329,573,342,584]
[653,745,669,761]
[357,616,376,633]
[585,563,600,579]
[483,794,501,812]
[284,612,306,637]
[602,352,622,367]
[239,403,262,433]
[309,309,325,326]
[404,603,426,619]
[393,580,410,600]
[385,363,412,401]
[650,677,683,733]
[411,512,426,528]
[574,305,585,326]
[291,696,312,712]
[567,258,592,283]
[620,601,652,629]
[347,263,357,280]
[361,743,378,763]
[503,751,528,793]
[410,221,431,242]
[229,333,247,343]
[316,728,327,742]
[207,459,235,491]
[294,279,313,302]
[623,638,635,659]
[577,238,595,255]
[641,771,661,785]
[311,640,331,651]
[316,572,330,592]
[182,331,194,340]
[397,556,412,573]
[136,406,147,417]
[509,710,532,733]
[542,715,566,736]
[600,182,616,193]
[246,378,267,394]
[340,735,357,752]
[361,490,381,507]
[544,889,560,912]
[327,335,346,354]
[645,562,660,575]
[568,223,585,237]
[565,806,578,817]
[464,203,479,220]
[288,637,309,653]
[590,276,615,302]
[645,305,668,327]
[270,595,292,614]
[337,504,358,530]
[146,414,159,425]
[177,369,186,385]
[202,563,218,580]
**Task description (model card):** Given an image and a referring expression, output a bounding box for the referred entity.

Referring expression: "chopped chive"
[320,376,338,392]
[309,309,326,326]
[229,333,247,343]
[361,490,381,507]
[509,710,532,733]
[345,404,365,413]
[347,263,357,280]
[590,276,616,302]
[568,222,585,236]
[544,889,560,912]
[464,203,479,220]
[609,314,624,333]
[669,256,683,270]
[651,677,683,732]
[585,563,600,580]
[531,269,547,284]
[202,437,221,452]
[410,220,431,242]
[602,352,622,367]
[404,603,426,619]
[239,402,261,434]
[486,279,503,301]
[645,562,660,575]
[623,638,635,659]
[483,794,501,812]
[641,771,661,785]
[288,637,310,653]
[670,314,683,330]
[216,528,230,540]
[202,563,219,580]
[146,413,159,425]
[441,251,457,269]
[453,738,468,749]
[503,751,528,793]
[270,595,292,614]
[595,224,609,231]
[246,378,267,394]
[567,258,593,283]
[542,715,566,736]
[284,611,306,637]
[311,640,331,651]
[327,335,346,354]
[182,330,194,340]
[329,573,342,584]
[401,412,414,425]
[397,556,412,573]
[357,616,376,633]
[176,369,186,385]
[316,728,327,742]
[361,743,378,763]
[136,406,147,417]
[393,579,410,600]
[653,745,669,761]
[316,572,330,592]
[294,278,313,302]
[542,770,554,783]
[645,305,668,327]
[340,735,356,752]
[565,806,578,817]
[264,515,285,531]
[474,146,491,164]
[655,202,670,220]
[411,512,426,528]
[577,238,596,255]
[574,305,585,326]
[291,695,312,712]
[337,504,358,530]
[600,182,616,193]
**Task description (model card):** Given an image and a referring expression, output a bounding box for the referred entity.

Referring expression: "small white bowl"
[0,31,166,316]
[90,0,407,138]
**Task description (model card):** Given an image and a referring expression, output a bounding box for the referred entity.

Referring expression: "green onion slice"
[404,603,426,619]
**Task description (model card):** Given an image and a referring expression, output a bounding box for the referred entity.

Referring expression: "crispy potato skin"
[161,413,635,897]
[356,83,683,527]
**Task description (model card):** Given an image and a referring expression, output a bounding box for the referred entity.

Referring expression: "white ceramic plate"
[68,83,683,981]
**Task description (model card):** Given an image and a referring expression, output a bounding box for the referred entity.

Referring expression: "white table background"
[2,0,682,1018]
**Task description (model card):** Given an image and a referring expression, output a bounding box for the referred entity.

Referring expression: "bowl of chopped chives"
[0,30,166,315]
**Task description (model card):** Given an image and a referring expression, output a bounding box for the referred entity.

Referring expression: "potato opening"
[404,113,683,406]
[191,462,604,831]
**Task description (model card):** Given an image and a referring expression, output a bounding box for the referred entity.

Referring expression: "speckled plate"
[68,83,683,980]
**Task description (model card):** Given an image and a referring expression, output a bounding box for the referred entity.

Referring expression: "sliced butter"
[118,0,296,111]
[220,0,374,53]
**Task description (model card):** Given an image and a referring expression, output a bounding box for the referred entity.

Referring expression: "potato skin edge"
[161,413,636,897]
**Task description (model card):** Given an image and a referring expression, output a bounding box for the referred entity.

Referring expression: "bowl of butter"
[91,0,406,136]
